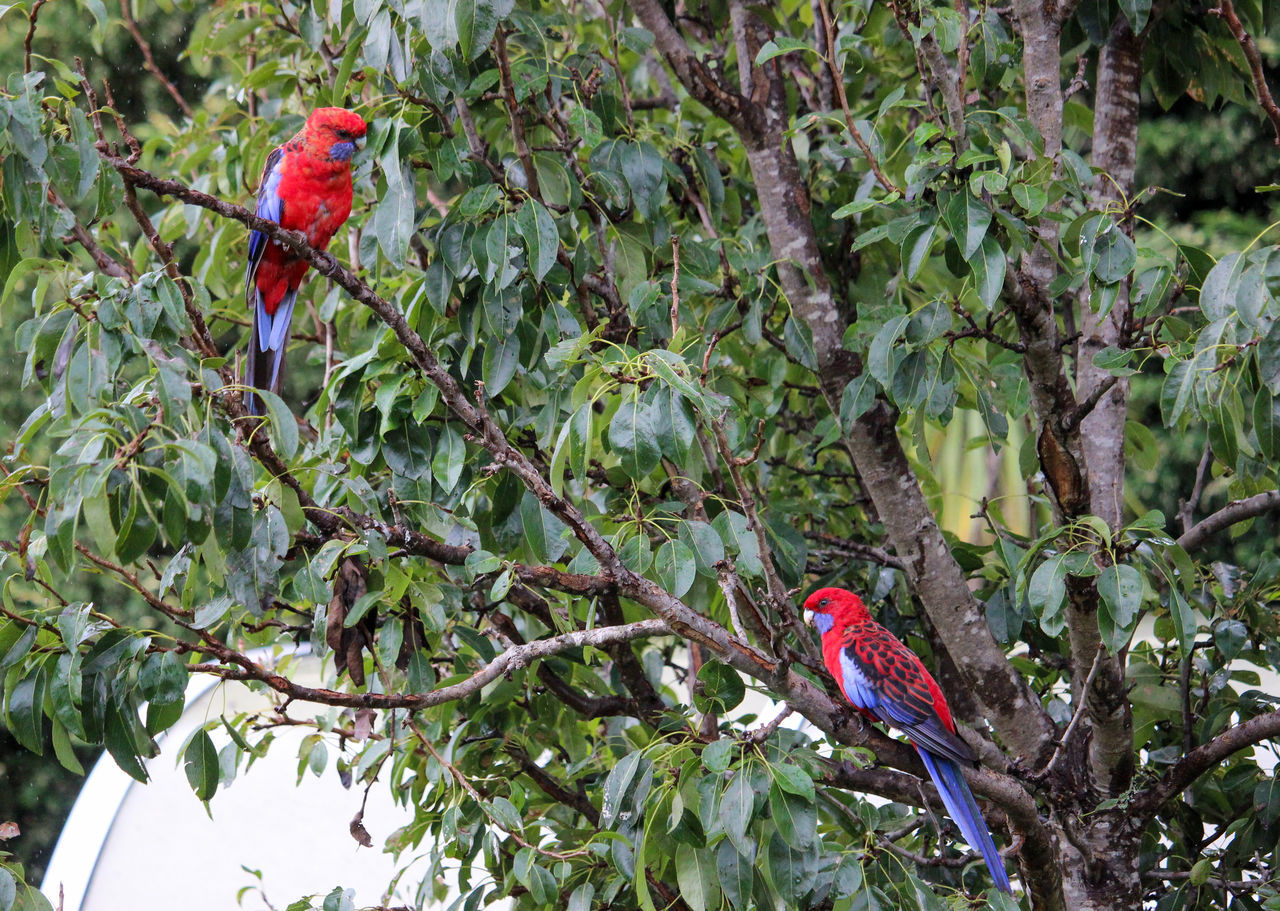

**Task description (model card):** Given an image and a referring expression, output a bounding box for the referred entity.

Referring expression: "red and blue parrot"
[244,107,367,415]
[803,587,1013,894]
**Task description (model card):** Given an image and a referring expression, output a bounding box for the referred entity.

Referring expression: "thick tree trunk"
[1057,822,1143,910]
[1077,22,1144,799]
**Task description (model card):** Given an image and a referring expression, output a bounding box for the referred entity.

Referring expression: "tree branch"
[191,619,669,711]
[624,0,748,128]
[493,28,540,198]
[1129,708,1280,821]
[1211,0,1280,144]
[1177,491,1280,552]
[1178,439,1213,536]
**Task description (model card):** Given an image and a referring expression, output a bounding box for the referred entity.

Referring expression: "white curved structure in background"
[41,648,422,911]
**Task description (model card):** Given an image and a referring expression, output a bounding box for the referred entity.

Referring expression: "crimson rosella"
[803,587,1012,894]
[244,107,367,415]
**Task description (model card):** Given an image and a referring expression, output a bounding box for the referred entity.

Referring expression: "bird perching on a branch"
[243,106,367,416]
[803,587,1013,895]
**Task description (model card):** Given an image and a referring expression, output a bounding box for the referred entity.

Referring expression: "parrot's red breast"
[244,107,366,414]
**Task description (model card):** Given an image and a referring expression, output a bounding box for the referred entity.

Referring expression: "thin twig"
[196,618,668,711]
[1211,0,1280,145]
[23,0,49,74]
[716,561,752,641]
[1064,53,1090,101]
[805,531,904,570]
[700,318,743,379]
[815,0,901,194]
[1041,644,1105,778]
[408,720,593,860]
[493,28,540,198]
[746,704,794,742]
[669,234,681,339]
[711,417,814,660]
[1064,373,1120,430]
[1178,439,1212,536]
[1179,648,1195,758]
[118,0,194,118]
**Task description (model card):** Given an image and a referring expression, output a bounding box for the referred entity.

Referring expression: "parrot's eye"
[334,129,351,140]
[818,597,830,608]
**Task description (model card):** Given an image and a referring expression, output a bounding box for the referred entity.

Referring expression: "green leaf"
[906,298,952,346]
[679,520,725,576]
[839,372,878,428]
[695,660,744,713]
[1012,182,1048,216]
[1160,355,1204,427]
[901,223,938,280]
[1169,588,1197,654]
[432,425,465,492]
[520,491,569,563]
[654,538,696,597]
[1089,223,1137,284]
[782,316,818,370]
[1118,0,1151,31]
[717,837,754,910]
[103,697,150,783]
[867,315,909,386]
[767,830,810,905]
[4,665,45,755]
[702,738,733,773]
[184,729,220,800]
[515,199,558,281]
[753,36,812,64]
[712,511,762,578]
[719,771,754,855]
[650,385,696,465]
[0,867,15,911]
[1253,389,1280,461]
[1028,552,1067,627]
[770,763,815,802]
[608,395,662,479]
[1093,345,1138,377]
[0,624,37,671]
[481,332,520,395]
[769,782,816,849]
[1199,253,1240,321]
[600,751,644,827]
[945,191,991,259]
[972,234,1006,310]
[1215,618,1248,661]
[257,389,299,461]
[567,884,594,911]
[373,137,416,268]
[1097,563,1142,653]
[1259,319,1280,394]
[455,0,499,61]
[674,847,719,911]
[1255,778,1280,827]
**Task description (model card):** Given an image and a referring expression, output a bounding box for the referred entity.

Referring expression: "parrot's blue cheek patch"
[812,613,834,636]
[328,141,357,162]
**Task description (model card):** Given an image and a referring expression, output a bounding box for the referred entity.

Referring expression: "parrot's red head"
[802,587,871,635]
[303,107,367,162]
